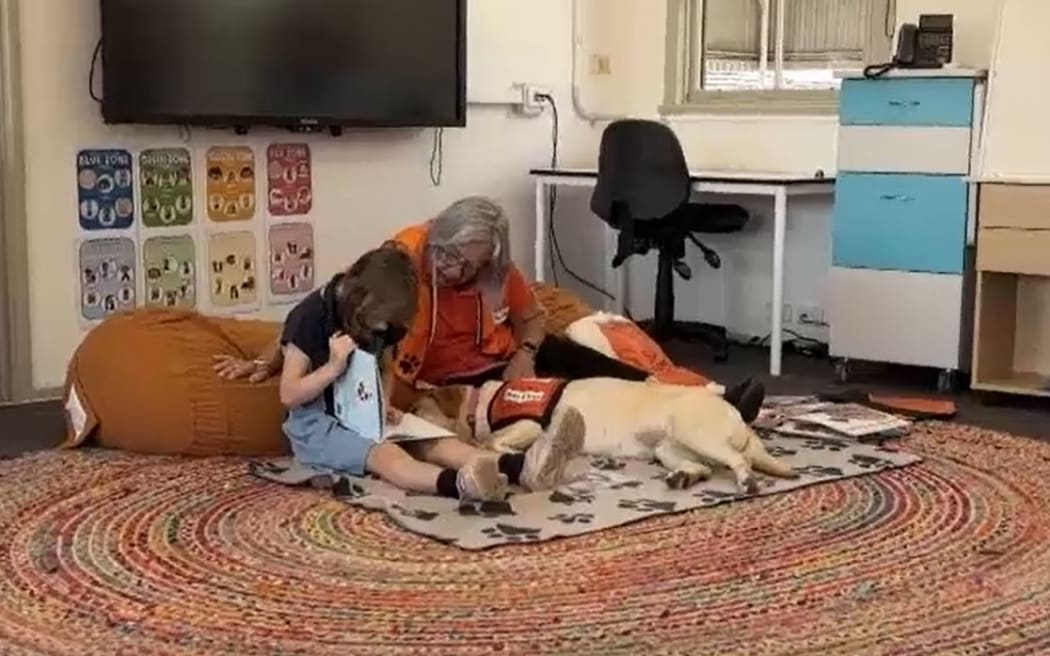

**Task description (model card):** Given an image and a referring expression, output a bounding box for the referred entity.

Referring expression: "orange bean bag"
[60,287,713,458]
[61,308,289,457]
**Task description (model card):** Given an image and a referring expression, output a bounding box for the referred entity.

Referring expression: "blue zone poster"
[77,148,135,230]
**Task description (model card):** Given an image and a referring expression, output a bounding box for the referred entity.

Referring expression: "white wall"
[20,0,602,390]
[17,0,1007,389]
[551,0,1003,340]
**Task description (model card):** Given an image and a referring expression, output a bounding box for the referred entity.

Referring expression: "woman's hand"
[502,350,536,381]
[213,355,274,383]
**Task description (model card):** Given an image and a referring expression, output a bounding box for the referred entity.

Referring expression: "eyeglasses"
[432,246,469,268]
[432,245,489,279]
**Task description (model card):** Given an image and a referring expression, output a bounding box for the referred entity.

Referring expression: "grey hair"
[427,196,512,302]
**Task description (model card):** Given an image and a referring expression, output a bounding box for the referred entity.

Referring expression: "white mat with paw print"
[250,429,921,550]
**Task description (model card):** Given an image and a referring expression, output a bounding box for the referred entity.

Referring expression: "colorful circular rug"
[0,422,1048,655]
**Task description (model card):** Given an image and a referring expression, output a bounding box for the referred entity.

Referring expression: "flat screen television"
[99,0,466,129]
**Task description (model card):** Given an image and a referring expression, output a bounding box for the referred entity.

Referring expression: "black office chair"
[590,119,749,361]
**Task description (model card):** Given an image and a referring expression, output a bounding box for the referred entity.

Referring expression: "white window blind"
[700,0,884,92]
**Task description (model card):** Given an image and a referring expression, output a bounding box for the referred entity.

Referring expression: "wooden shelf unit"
[971,184,1050,397]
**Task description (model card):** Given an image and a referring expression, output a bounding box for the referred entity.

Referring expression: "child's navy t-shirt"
[280,273,343,415]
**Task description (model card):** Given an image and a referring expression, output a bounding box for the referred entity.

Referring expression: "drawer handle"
[880,194,916,202]
[887,99,921,107]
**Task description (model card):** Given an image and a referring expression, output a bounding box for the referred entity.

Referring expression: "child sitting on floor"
[278,245,582,501]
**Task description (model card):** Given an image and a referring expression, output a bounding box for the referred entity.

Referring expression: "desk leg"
[770,187,787,377]
[535,179,548,283]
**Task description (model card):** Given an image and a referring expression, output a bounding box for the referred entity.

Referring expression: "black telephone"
[865,15,953,78]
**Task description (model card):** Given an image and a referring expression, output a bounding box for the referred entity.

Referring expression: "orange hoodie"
[389,222,533,391]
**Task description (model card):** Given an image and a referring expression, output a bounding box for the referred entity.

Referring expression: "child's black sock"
[436,468,460,498]
[498,453,526,485]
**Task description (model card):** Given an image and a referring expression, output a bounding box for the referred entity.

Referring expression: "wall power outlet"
[514,83,552,117]
[796,305,826,327]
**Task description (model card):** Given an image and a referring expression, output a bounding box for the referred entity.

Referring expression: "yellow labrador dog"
[411,377,798,493]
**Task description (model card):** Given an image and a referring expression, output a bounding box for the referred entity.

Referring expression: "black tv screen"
[100,0,466,128]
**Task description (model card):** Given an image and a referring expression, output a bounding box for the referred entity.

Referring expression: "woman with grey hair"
[384,196,652,393]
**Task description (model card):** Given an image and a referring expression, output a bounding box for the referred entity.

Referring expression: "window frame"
[662,0,896,116]
[0,0,34,402]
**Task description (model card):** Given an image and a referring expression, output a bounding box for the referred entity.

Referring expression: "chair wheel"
[673,260,692,279]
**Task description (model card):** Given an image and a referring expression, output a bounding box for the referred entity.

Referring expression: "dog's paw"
[740,476,761,495]
[664,469,706,490]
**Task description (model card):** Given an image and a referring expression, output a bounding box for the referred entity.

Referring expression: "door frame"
[0,0,33,403]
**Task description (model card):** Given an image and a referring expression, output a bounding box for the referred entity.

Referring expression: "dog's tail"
[744,430,798,479]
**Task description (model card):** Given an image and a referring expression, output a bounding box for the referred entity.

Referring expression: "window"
[664,0,895,114]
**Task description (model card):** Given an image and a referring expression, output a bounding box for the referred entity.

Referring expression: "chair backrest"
[590,119,692,226]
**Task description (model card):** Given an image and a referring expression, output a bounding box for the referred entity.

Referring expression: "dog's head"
[335,245,418,353]
[408,384,477,441]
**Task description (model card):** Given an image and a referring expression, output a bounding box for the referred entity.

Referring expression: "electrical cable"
[535,93,614,301]
[743,328,828,358]
[89,38,103,103]
[429,127,444,186]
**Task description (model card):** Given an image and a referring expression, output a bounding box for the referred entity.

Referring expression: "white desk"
[530,168,835,376]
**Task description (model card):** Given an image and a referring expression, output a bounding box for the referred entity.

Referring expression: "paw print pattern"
[794,464,845,478]
[481,523,542,543]
[802,437,849,452]
[398,354,422,376]
[549,512,594,525]
[591,456,626,471]
[393,505,439,522]
[849,454,896,470]
[617,499,677,513]
[754,476,777,490]
[608,480,643,491]
[307,474,337,490]
[459,500,516,518]
[693,489,742,504]
[331,478,368,499]
[549,489,595,506]
[766,445,798,458]
[249,460,289,477]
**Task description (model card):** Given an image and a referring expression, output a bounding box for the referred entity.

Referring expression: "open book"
[331,349,454,443]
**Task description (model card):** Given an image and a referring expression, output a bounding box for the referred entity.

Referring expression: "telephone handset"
[864,15,953,79]
[894,23,920,66]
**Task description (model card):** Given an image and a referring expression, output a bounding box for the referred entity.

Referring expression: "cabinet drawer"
[832,173,968,274]
[829,267,963,369]
[980,184,1050,229]
[977,228,1050,276]
[840,78,974,127]
[837,126,972,174]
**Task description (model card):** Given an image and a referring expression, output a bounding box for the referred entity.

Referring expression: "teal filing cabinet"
[829,69,986,386]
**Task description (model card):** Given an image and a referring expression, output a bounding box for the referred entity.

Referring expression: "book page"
[383,412,456,443]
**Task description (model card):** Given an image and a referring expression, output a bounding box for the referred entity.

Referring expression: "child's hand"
[328,332,357,372]
[385,407,404,424]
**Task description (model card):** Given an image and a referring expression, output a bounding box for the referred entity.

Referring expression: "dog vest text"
[486,378,568,431]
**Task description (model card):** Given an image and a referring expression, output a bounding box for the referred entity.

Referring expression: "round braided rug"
[1,423,1049,655]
